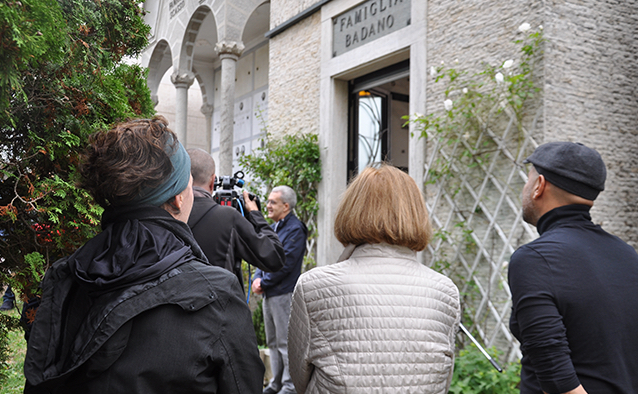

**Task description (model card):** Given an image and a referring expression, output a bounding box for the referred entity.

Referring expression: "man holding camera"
[187,149,285,289]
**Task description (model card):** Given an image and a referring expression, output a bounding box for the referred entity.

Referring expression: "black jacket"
[24,205,264,394]
[254,213,307,298]
[188,187,284,288]
[509,204,638,394]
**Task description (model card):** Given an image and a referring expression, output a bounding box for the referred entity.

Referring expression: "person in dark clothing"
[0,285,15,310]
[252,185,307,394]
[508,142,638,394]
[23,117,264,394]
[186,148,284,289]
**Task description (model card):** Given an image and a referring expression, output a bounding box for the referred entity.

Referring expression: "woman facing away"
[23,117,264,393]
[288,164,461,394]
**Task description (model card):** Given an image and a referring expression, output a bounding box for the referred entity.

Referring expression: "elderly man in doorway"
[252,186,308,394]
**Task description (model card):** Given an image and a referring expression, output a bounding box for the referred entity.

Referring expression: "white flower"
[462,87,468,94]
[444,99,453,111]
[503,59,514,69]
[463,132,470,140]
[441,60,445,65]
[430,66,436,77]
[495,72,504,84]
[539,24,543,30]
[518,22,531,32]
[454,59,459,64]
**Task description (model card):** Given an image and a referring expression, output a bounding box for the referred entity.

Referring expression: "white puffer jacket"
[288,243,461,394]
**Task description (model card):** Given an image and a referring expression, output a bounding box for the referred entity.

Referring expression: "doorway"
[347,60,410,180]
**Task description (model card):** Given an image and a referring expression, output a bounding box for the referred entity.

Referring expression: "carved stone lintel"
[214,40,245,60]
[170,71,195,88]
[200,103,214,116]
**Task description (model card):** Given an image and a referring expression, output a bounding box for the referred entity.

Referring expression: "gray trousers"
[263,292,294,393]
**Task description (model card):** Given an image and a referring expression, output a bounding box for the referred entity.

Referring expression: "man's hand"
[252,277,263,294]
[243,190,258,212]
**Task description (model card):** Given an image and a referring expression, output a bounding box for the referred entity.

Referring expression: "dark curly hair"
[78,116,178,207]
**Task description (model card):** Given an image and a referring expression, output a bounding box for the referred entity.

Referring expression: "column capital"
[214,40,245,60]
[200,103,214,116]
[171,70,195,88]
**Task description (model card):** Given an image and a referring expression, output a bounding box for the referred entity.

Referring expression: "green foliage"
[449,346,521,394]
[1,252,45,302]
[0,0,154,299]
[239,132,322,266]
[0,1,153,380]
[0,311,22,386]
[0,0,66,105]
[252,298,266,348]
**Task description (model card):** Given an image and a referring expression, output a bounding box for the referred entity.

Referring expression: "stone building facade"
[139,0,638,358]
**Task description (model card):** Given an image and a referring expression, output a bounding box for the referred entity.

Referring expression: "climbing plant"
[408,23,544,363]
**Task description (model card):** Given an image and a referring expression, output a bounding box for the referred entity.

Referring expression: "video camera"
[212,170,261,217]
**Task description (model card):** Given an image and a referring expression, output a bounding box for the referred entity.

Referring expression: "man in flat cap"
[508,142,638,394]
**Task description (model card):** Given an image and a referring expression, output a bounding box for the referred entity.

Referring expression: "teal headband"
[132,137,191,206]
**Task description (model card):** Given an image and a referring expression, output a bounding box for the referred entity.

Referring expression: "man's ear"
[207,174,216,193]
[533,174,547,200]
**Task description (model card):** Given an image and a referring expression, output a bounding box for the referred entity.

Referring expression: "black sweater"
[508,204,638,394]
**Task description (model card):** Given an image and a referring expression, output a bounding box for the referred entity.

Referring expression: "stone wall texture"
[426,0,638,247]
[543,0,638,246]
[270,0,322,28]
[268,6,321,138]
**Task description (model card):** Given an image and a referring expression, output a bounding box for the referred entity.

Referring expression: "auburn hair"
[334,164,432,251]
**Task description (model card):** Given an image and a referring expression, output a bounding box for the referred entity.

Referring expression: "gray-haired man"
[253,186,308,394]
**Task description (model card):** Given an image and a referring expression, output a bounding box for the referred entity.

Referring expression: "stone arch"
[146,39,173,106]
[173,5,218,109]
[241,1,270,48]
[177,5,217,73]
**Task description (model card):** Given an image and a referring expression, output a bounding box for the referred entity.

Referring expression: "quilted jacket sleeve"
[445,286,461,393]
[288,277,313,393]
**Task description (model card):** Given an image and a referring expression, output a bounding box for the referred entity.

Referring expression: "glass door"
[347,60,409,180]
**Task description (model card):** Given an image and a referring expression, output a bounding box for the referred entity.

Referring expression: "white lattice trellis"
[424,104,541,363]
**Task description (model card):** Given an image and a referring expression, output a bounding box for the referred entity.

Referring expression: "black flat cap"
[524,142,606,200]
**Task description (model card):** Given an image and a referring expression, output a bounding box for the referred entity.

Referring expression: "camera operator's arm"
[233,191,285,273]
[259,225,306,291]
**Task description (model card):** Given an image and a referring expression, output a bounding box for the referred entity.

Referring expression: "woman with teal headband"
[23,116,265,393]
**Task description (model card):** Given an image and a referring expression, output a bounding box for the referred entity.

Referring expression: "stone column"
[200,103,214,153]
[170,71,195,146]
[214,41,244,177]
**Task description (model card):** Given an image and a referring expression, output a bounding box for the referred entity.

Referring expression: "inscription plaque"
[332,0,411,57]
[169,0,185,19]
